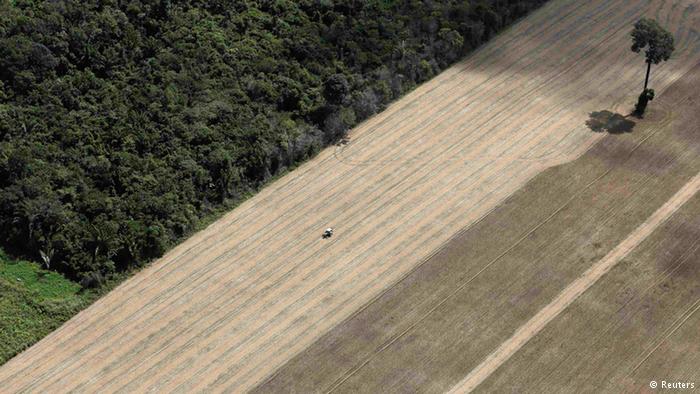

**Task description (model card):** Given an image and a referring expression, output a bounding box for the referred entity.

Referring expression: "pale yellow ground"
[1,0,700,392]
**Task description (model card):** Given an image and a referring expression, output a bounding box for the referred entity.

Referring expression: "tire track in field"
[628,296,700,376]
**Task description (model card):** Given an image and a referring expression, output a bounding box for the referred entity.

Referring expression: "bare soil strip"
[1,0,700,392]
[255,60,700,393]
[449,171,700,393]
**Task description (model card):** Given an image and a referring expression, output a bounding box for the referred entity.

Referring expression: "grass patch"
[0,250,93,365]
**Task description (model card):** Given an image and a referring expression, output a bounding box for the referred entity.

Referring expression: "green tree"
[207,148,239,203]
[323,74,350,106]
[631,18,675,91]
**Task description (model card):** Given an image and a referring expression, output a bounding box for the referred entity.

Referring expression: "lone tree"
[631,18,674,116]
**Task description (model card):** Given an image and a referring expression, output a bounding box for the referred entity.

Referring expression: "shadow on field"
[586,110,636,134]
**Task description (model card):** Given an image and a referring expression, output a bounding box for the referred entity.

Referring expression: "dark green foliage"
[0,0,546,283]
[323,74,350,105]
[631,18,675,65]
[631,18,674,91]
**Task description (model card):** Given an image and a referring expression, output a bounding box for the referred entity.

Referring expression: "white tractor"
[322,227,334,239]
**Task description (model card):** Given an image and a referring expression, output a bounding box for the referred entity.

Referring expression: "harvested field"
[452,172,700,393]
[477,197,700,393]
[256,62,700,393]
[2,0,700,392]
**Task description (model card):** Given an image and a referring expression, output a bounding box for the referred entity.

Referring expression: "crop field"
[1,0,700,392]
[256,61,700,393]
[477,191,700,393]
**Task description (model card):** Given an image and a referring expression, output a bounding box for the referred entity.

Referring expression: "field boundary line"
[447,170,700,393]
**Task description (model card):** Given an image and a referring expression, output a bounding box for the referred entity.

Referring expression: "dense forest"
[0,0,547,286]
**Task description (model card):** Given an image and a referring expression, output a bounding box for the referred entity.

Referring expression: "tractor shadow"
[586,110,636,134]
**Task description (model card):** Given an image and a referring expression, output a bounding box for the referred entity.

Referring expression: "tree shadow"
[586,110,636,134]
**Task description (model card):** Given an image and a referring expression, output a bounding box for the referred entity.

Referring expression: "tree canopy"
[630,17,674,111]
[631,18,675,65]
[0,0,547,285]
